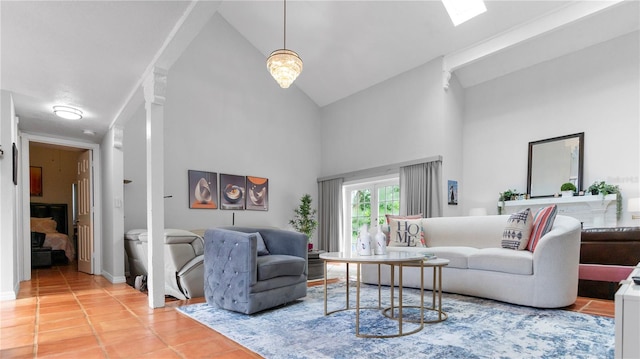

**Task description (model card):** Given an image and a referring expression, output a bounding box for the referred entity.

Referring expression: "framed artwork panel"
[220,174,245,210]
[246,176,269,211]
[30,166,43,196]
[188,170,218,209]
[448,180,458,205]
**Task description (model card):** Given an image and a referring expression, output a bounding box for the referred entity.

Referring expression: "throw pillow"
[388,218,425,247]
[30,217,57,233]
[527,205,558,252]
[501,208,533,250]
[383,214,422,244]
[252,232,270,256]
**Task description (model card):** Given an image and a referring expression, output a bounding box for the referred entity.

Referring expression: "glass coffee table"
[320,251,427,338]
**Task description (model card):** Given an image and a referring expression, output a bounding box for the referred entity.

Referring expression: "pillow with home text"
[388,218,425,247]
[383,214,423,244]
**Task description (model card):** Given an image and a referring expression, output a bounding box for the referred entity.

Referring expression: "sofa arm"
[531,215,582,306]
[204,229,258,308]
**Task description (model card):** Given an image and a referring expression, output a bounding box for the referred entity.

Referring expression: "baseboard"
[0,290,17,301]
[101,271,127,284]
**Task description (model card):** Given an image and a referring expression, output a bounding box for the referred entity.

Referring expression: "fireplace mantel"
[498,194,617,228]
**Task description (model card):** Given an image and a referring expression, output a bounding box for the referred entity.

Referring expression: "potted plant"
[498,189,519,214]
[289,194,318,251]
[560,182,577,197]
[587,181,623,220]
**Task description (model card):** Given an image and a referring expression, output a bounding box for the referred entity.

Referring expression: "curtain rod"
[317,155,443,183]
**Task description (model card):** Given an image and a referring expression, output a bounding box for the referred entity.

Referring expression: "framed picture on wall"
[448,180,458,205]
[246,176,269,211]
[188,170,218,209]
[220,174,246,210]
[12,143,18,185]
[30,166,43,196]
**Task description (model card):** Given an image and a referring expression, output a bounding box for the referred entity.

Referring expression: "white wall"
[319,57,464,215]
[442,73,465,217]
[0,91,19,300]
[463,31,640,225]
[123,105,147,230]
[124,14,322,239]
[101,127,125,283]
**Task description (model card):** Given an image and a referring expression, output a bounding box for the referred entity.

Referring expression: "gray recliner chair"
[125,229,205,300]
[203,227,308,314]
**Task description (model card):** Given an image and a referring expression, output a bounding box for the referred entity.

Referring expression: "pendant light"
[266,0,303,88]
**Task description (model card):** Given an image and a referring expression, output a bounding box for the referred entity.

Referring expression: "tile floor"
[1,262,614,358]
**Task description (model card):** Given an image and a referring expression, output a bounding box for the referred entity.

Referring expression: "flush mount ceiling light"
[442,0,487,26]
[266,0,303,88]
[53,105,83,120]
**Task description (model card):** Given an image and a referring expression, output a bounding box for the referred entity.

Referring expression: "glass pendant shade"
[267,49,303,89]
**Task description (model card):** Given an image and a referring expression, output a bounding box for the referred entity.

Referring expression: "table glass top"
[320,251,431,263]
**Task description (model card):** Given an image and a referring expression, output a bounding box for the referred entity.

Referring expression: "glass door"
[344,178,399,256]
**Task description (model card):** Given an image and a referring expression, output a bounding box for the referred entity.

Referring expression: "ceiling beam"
[442,0,624,89]
[110,0,221,128]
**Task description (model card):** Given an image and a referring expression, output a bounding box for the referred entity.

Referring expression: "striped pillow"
[527,205,558,252]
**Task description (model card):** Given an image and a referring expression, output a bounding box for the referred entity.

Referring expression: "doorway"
[21,134,101,281]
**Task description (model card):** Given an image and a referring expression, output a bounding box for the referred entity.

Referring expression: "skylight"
[442,0,487,26]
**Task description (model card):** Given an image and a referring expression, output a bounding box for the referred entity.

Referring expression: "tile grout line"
[105,285,188,358]
[60,266,110,358]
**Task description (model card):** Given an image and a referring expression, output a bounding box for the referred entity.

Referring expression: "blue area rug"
[177,282,614,358]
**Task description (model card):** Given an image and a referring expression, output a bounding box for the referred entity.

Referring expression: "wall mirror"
[527,132,584,198]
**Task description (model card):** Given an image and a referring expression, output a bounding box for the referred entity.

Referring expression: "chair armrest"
[204,228,258,288]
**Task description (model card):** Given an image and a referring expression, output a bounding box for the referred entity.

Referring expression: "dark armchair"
[203,227,308,314]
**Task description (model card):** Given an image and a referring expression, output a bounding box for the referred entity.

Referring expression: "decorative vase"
[308,243,313,252]
[356,225,372,256]
[373,226,387,255]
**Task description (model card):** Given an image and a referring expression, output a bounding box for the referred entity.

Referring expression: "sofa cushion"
[252,232,270,256]
[388,218,425,247]
[468,248,533,275]
[501,208,533,250]
[528,205,558,252]
[421,246,478,269]
[257,255,305,281]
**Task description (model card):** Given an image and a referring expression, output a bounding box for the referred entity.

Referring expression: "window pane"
[350,189,371,243]
[377,185,400,226]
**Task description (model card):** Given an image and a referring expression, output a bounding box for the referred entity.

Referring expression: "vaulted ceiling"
[1,1,638,140]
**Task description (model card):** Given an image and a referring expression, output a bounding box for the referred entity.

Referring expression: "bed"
[30,202,75,261]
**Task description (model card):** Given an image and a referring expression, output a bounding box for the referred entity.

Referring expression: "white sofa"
[125,229,205,300]
[361,214,582,308]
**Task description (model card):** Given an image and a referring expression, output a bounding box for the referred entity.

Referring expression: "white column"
[143,68,167,308]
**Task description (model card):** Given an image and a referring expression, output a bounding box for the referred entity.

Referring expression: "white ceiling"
[1,1,638,141]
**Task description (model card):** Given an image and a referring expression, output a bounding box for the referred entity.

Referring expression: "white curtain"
[399,160,443,218]
[317,178,343,252]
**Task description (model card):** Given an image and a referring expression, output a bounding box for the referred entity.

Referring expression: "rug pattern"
[177,282,614,359]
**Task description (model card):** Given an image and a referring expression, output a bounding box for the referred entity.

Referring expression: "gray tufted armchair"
[203,227,308,314]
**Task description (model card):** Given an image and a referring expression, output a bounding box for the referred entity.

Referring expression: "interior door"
[77,150,93,274]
